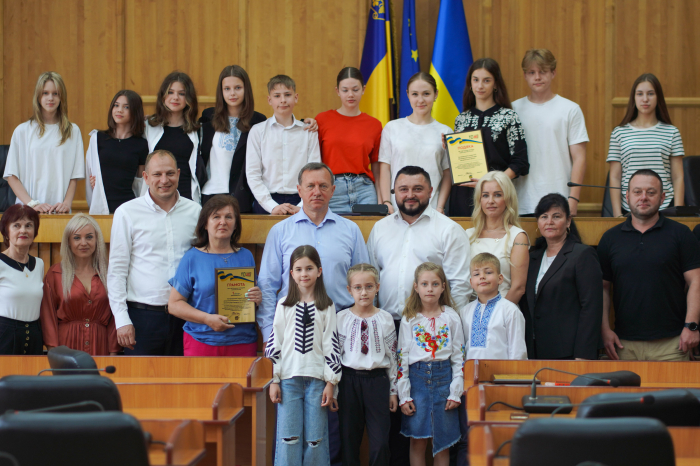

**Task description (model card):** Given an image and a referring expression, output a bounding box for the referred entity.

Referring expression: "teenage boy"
[246,75,321,215]
[460,253,527,360]
[512,49,589,216]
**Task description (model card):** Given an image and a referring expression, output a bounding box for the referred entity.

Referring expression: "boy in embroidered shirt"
[460,253,527,360]
[246,74,321,215]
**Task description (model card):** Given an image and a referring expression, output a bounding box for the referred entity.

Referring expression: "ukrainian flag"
[399,0,420,117]
[359,0,394,126]
[429,0,473,128]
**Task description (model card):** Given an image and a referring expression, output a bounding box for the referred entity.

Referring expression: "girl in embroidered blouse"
[264,245,341,466]
[336,263,398,465]
[445,58,528,217]
[398,262,465,465]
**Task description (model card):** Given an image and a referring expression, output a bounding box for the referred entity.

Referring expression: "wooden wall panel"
[124,0,240,115]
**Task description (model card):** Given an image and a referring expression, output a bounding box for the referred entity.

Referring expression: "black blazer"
[520,238,603,360]
[198,108,267,212]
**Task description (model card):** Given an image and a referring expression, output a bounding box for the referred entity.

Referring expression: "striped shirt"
[607,122,684,211]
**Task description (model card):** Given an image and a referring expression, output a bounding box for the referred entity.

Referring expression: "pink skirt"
[183,332,257,356]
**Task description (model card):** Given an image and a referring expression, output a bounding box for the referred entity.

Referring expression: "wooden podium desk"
[464,359,700,389]
[469,423,700,466]
[0,356,273,466]
[119,382,244,466]
[465,383,676,423]
[140,419,206,466]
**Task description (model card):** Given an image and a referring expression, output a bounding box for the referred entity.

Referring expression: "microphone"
[567,181,622,190]
[37,366,116,376]
[15,400,105,413]
[550,394,655,417]
[523,367,620,414]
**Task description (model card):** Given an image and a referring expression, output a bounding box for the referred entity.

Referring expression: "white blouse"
[337,308,398,395]
[535,254,557,293]
[4,121,85,206]
[0,255,44,321]
[264,299,341,386]
[397,307,465,405]
[466,225,528,298]
[460,294,527,361]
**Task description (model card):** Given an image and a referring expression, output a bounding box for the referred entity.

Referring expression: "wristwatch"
[684,322,699,331]
[27,200,40,208]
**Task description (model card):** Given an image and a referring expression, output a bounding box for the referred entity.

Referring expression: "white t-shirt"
[512,95,589,215]
[202,117,241,195]
[378,118,451,210]
[4,121,85,205]
[0,255,45,322]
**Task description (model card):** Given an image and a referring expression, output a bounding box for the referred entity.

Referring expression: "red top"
[40,263,120,355]
[315,110,382,181]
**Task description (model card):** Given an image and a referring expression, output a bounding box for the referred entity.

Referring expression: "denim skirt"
[400,360,460,455]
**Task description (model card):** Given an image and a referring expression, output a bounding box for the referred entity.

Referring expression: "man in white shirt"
[367,165,472,466]
[512,49,589,216]
[246,74,321,215]
[107,150,201,355]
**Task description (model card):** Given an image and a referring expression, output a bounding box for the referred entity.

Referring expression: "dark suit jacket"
[198,108,267,212]
[520,239,603,360]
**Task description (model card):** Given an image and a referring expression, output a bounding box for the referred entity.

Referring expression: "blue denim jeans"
[276,376,330,466]
[328,174,377,214]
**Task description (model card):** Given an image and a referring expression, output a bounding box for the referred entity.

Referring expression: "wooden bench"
[140,420,206,466]
[469,423,700,466]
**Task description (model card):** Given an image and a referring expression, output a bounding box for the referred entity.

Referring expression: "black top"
[694,224,700,242]
[198,109,267,212]
[521,239,603,360]
[597,215,700,341]
[448,105,529,217]
[97,131,148,213]
[0,254,36,273]
[155,126,194,200]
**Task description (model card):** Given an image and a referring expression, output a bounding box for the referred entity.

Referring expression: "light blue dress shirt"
[257,208,369,341]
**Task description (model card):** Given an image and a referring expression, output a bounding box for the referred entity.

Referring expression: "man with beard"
[367,165,471,466]
[598,169,700,361]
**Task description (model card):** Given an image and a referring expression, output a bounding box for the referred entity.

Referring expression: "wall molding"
[612,97,700,107]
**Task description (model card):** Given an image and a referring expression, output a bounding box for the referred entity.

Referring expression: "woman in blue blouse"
[168,194,262,356]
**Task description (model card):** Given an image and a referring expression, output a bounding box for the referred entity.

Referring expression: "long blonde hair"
[60,214,108,298]
[470,171,521,245]
[402,262,456,320]
[29,72,72,145]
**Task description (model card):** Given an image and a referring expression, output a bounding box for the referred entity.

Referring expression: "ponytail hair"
[402,262,455,320]
[282,245,333,311]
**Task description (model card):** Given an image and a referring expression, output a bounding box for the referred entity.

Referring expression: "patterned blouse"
[264,299,342,386]
[396,307,465,405]
[454,105,529,176]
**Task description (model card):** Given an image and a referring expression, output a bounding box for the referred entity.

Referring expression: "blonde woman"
[4,72,85,213]
[466,171,529,304]
[40,214,119,355]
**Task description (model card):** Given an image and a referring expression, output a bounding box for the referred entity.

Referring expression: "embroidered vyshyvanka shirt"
[459,294,527,360]
[396,307,465,405]
[264,298,342,385]
[337,308,398,395]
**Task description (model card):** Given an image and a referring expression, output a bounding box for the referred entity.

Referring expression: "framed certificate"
[215,267,256,323]
[445,130,489,185]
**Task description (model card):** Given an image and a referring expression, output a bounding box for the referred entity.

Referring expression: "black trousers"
[389,319,410,465]
[338,366,391,466]
[123,307,184,356]
[252,193,302,214]
[448,186,475,217]
[0,316,42,355]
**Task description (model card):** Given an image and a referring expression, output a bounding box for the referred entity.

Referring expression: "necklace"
[207,247,235,263]
[5,253,29,277]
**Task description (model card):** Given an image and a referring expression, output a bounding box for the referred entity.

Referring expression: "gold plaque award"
[215,267,256,323]
[445,130,489,185]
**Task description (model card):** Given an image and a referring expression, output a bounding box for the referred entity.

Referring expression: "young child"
[264,245,341,465]
[512,49,589,216]
[397,262,465,466]
[460,253,527,360]
[336,263,398,466]
[246,74,321,215]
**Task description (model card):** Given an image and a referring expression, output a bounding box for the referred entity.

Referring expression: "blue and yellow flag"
[429,0,473,128]
[359,0,394,126]
[399,0,420,117]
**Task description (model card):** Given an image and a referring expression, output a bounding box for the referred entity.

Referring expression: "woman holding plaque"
[168,194,262,356]
[448,58,528,217]
[607,73,685,217]
[466,171,529,304]
[378,72,452,214]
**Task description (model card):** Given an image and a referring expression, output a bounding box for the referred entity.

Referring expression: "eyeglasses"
[352,285,376,293]
[361,320,368,355]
